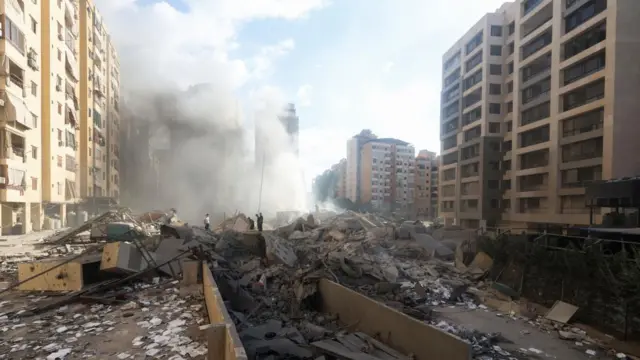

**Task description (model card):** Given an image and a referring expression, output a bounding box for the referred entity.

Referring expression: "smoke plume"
[97,1,312,223]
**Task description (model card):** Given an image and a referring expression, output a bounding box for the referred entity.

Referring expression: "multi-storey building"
[441,0,640,230]
[345,129,376,203]
[0,0,44,233]
[79,0,119,210]
[335,158,347,199]
[359,138,415,213]
[414,150,439,220]
[0,0,117,234]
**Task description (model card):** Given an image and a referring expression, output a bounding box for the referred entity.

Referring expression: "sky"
[95,0,508,190]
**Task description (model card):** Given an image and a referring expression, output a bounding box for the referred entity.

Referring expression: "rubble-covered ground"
[0,279,208,359]
[0,208,635,360]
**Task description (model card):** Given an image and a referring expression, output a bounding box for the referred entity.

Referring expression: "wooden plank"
[312,339,383,360]
[207,324,227,360]
[182,260,201,285]
[318,279,471,360]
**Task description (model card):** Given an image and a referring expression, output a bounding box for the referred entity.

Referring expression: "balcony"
[519,124,550,148]
[463,88,482,110]
[520,101,550,126]
[442,101,459,120]
[522,29,552,60]
[522,53,551,83]
[64,0,77,30]
[65,51,79,82]
[561,107,603,139]
[565,0,607,34]
[562,79,604,112]
[442,84,460,104]
[563,21,606,61]
[521,77,550,105]
[562,51,605,86]
[461,162,479,178]
[463,69,482,91]
[443,53,461,74]
[442,134,457,151]
[518,197,548,214]
[465,51,483,73]
[521,0,552,38]
[0,91,31,130]
[561,165,602,188]
[441,118,458,136]
[523,0,543,16]
[461,143,480,161]
[443,70,461,89]
[442,151,458,166]
[518,173,548,192]
[519,149,549,170]
[464,125,481,143]
[462,106,482,126]
[561,137,603,163]
[465,31,483,55]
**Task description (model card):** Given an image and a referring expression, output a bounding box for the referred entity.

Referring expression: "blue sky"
[97,0,508,188]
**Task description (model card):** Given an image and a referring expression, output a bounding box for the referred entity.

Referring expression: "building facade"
[359,138,415,213]
[440,0,640,230]
[414,150,439,220]
[345,129,376,204]
[0,0,118,234]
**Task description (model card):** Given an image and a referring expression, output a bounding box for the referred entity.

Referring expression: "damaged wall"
[480,234,640,338]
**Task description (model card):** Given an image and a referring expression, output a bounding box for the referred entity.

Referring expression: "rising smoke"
[98,2,309,223]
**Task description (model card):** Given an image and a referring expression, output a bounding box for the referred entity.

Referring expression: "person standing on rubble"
[248,216,255,230]
[204,213,211,230]
[256,213,264,232]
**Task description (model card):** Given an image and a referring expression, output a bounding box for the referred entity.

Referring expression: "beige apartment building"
[79,0,120,207]
[440,0,640,230]
[359,138,415,213]
[414,150,439,220]
[0,0,118,234]
[332,158,347,199]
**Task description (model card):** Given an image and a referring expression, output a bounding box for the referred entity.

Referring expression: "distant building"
[346,130,377,203]
[359,138,415,212]
[279,103,300,156]
[413,150,439,220]
[255,103,300,165]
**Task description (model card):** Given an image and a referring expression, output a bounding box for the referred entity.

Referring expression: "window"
[565,0,607,34]
[57,0,62,7]
[57,156,63,167]
[490,64,502,75]
[489,103,501,114]
[31,146,37,159]
[30,16,37,34]
[508,21,515,35]
[58,129,62,141]
[3,16,26,54]
[31,113,38,128]
[489,83,501,95]
[489,122,501,133]
[507,101,513,113]
[31,81,37,96]
[507,81,513,93]
[57,102,62,115]
[32,177,37,190]
[57,182,62,195]
[58,49,62,61]
[491,25,502,37]
[490,45,502,56]
[507,62,514,74]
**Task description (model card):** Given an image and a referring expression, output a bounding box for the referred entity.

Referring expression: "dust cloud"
[104,41,308,223]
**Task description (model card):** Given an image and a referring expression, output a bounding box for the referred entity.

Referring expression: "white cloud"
[383,61,394,73]
[296,84,313,107]
[95,0,327,91]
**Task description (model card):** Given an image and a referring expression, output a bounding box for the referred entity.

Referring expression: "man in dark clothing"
[248,217,255,230]
[256,213,264,232]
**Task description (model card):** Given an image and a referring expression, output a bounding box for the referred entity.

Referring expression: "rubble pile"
[208,211,525,360]
[0,208,216,359]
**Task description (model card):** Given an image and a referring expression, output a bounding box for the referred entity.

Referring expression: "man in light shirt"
[204,213,210,230]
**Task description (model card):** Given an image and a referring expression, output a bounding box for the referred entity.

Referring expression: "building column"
[60,203,67,227]
[1,204,11,235]
[32,203,42,231]
[21,203,31,234]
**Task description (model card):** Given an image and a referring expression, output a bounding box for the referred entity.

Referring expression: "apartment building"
[414,150,439,220]
[79,0,119,208]
[345,129,376,203]
[359,138,415,213]
[332,158,347,199]
[0,0,44,234]
[441,0,640,230]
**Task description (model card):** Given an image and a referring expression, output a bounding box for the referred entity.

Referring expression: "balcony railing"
[524,0,543,16]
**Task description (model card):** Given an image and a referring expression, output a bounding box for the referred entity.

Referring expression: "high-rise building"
[440,0,640,229]
[359,138,415,212]
[79,0,120,208]
[346,129,376,203]
[414,150,439,220]
[0,0,119,234]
